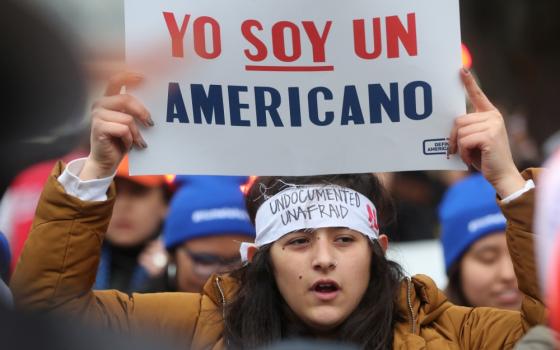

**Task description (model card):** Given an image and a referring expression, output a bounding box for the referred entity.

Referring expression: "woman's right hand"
[80,72,154,180]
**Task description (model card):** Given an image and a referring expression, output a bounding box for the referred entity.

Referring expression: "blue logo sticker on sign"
[423,138,448,155]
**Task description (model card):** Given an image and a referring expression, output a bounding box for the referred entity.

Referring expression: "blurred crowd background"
[0,0,560,300]
[2,0,560,288]
[1,1,560,349]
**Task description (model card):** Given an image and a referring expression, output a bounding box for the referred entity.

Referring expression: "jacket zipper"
[215,276,230,347]
[406,277,417,334]
[215,276,227,319]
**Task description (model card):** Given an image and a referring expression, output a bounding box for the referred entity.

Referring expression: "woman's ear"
[378,234,389,253]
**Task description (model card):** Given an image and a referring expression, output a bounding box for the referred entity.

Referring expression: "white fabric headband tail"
[240,184,380,262]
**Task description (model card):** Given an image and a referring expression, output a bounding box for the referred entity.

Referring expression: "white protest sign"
[125,0,466,175]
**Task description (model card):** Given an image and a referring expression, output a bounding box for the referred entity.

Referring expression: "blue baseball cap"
[439,173,507,273]
[163,176,255,249]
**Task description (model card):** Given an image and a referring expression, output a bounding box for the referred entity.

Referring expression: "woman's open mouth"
[310,279,341,301]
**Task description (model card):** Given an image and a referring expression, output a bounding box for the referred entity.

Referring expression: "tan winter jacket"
[11,163,546,349]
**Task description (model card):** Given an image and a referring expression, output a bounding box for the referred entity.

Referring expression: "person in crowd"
[0,231,12,307]
[0,2,184,349]
[0,0,86,314]
[0,232,11,284]
[439,173,522,309]
[512,147,560,350]
[93,156,172,293]
[161,175,255,292]
[384,171,446,241]
[10,69,544,349]
[514,147,560,350]
[513,325,557,350]
[536,149,560,334]
[0,146,88,271]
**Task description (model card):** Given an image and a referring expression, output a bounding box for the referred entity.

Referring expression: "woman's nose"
[498,255,516,282]
[311,237,337,272]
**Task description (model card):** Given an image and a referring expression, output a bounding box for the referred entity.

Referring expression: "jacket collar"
[397,274,452,333]
[201,273,450,333]
[202,273,239,308]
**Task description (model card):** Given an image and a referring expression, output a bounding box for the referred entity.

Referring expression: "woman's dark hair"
[444,261,472,307]
[224,174,405,350]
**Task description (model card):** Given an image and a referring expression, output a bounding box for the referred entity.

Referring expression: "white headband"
[240,184,380,262]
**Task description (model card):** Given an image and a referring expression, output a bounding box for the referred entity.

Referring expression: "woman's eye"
[288,237,310,246]
[475,252,499,265]
[335,236,355,243]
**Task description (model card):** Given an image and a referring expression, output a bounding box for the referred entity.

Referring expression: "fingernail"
[138,138,148,149]
[147,116,155,126]
[462,68,470,75]
[129,74,144,83]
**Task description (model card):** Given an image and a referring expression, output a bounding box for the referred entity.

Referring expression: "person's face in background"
[174,234,252,292]
[106,178,168,247]
[460,232,522,310]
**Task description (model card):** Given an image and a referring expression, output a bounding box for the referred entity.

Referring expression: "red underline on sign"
[245,65,335,72]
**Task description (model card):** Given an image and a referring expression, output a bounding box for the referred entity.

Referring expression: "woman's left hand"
[448,69,526,198]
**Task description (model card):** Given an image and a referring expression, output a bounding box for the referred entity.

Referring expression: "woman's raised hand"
[448,69,525,198]
[80,72,153,180]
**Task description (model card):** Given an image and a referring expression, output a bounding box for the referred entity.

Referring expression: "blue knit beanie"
[163,175,255,249]
[439,173,507,273]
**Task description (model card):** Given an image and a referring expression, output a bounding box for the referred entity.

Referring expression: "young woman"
[439,173,522,310]
[10,70,544,349]
[161,175,255,293]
